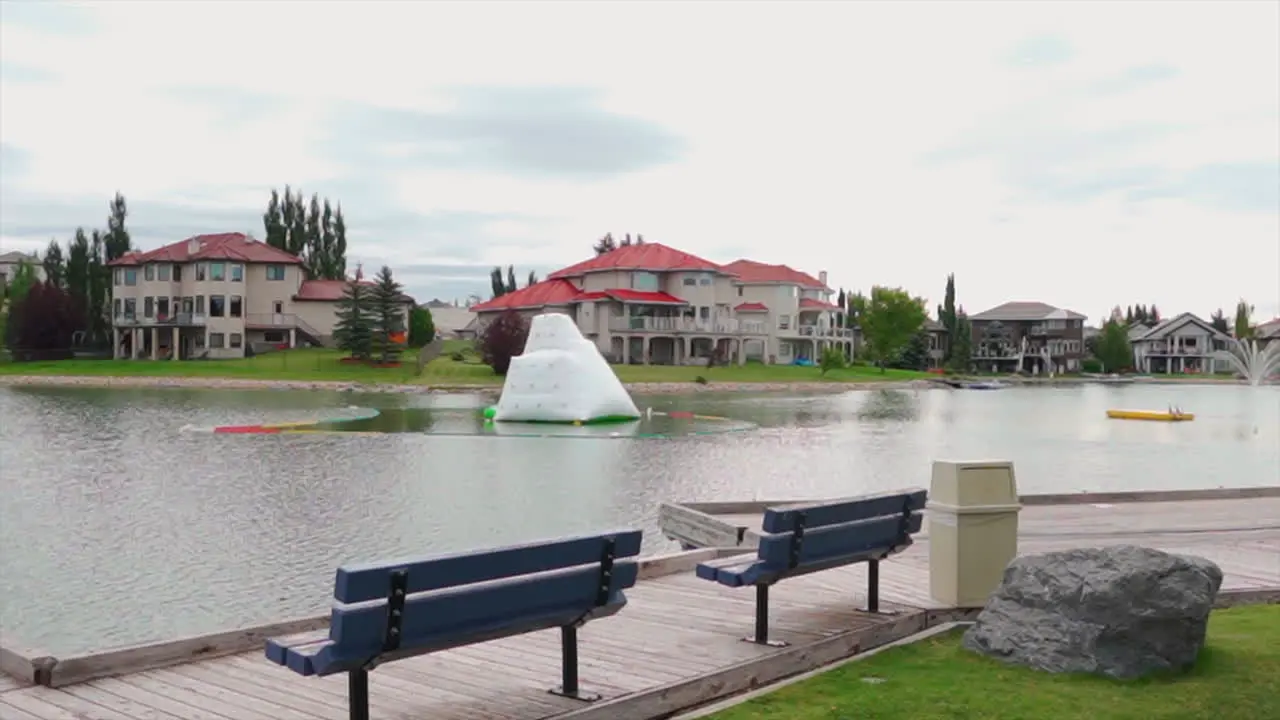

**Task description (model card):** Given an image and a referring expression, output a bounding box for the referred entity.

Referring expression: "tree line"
[262,187,348,281]
[2,194,134,358]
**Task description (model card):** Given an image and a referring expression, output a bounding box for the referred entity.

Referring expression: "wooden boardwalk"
[2,497,1278,720]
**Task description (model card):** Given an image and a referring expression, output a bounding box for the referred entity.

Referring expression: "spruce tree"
[87,231,107,345]
[333,279,373,360]
[370,266,407,364]
[331,206,348,279]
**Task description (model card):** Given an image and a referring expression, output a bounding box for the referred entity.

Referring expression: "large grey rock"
[962,545,1223,679]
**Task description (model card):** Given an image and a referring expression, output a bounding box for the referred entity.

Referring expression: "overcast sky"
[1,1,1277,322]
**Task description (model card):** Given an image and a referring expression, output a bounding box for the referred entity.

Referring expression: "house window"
[143,297,154,318]
[209,295,225,317]
[779,314,791,330]
[699,306,710,320]
[683,277,696,286]
[114,268,122,286]
[230,264,243,282]
[208,332,225,348]
[264,331,285,343]
[124,298,136,319]
[124,269,137,286]
[699,274,712,286]
[210,262,226,281]
[230,333,243,349]
[182,297,194,314]
[157,265,171,281]
[157,297,170,319]
[145,264,155,281]
[737,286,743,296]
[195,296,205,314]
[113,298,121,318]
[196,264,207,281]
[266,265,286,281]
[173,265,183,282]
[229,295,242,318]
[631,271,659,292]
[194,333,205,349]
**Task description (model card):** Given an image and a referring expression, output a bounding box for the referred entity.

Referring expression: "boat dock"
[2,491,1278,720]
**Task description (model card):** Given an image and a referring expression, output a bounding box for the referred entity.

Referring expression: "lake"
[0,382,1276,654]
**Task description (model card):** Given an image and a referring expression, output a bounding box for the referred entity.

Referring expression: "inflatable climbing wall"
[493,313,641,423]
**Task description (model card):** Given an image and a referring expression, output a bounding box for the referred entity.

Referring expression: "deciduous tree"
[1209,308,1230,334]
[1234,299,1254,339]
[479,310,529,375]
[42,240,65,289]
[948,310,972,373]
[1096,318,1133,372]
[859,286,928,372]
[408,307,435,348]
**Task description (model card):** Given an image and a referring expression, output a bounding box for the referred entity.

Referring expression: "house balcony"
[609,317,767,335]
[1142,343,1220,356]
[114,313,207,327]
[786,324,853,339]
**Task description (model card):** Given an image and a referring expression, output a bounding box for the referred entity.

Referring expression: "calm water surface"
[1,383,1276,654]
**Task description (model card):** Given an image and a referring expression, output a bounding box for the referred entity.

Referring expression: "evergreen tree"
[592,232,617,256]
[948,310,973,372]
[104,193,132,261]
[331,205,348,279]
[263,190,287,250]
[526,270,539,287]
[304,194,323,278]
[408,306,435,348]
[490,266,508,298]
[938,273,957,361]
[370,266,407,364]
[505,265,518,294]
[42,239,65,289]
[66,229,91,313]
[333,278,373,360]
[1209,308,1230,334]
[892,330,930,371]
[1148,304,1161,323]
[1234,299,1254,339]
[320,200,337,279]
[286,188,308,256]
[87,231,107,344]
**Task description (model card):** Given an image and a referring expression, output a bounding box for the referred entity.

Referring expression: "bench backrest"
[328,529,643,659]
[756,489,926,569]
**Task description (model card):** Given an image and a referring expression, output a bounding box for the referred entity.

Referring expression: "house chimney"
[819,270,828,287]
[187,238,203,254]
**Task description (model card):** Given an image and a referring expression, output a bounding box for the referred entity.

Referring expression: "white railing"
[609,317,767,335]
[792,325,853,338]
[114,313,207,327]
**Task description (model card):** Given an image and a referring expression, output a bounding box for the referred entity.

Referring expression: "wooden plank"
[658,503,749,549]
[1021,487,1280,505]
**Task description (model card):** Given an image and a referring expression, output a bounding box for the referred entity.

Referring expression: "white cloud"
[1,0,1277,320]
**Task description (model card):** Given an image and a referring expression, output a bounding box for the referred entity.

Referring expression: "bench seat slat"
[335,530,643,603]
[761,489,926,533]
[695,554,757,586]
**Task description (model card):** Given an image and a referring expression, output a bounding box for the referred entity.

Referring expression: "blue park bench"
[696,489,927,646]
[265,529,643,720]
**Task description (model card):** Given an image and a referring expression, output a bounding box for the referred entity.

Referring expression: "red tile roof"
[576,289,687,305]
[547,243,727,279]
[734,302,769,312]
[722,259,829,290]
[108,233,303,267]
[799,298,840,311]
[293,279,413,304]
[471,279,584,312]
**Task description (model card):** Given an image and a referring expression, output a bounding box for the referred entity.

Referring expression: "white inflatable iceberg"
[493,313,640,424]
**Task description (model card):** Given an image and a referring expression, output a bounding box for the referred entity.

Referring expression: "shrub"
[1081,358,1103,373]
[478,310,529,375]
[819,346,846,376]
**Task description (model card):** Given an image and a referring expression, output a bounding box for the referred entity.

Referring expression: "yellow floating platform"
[1107,409,1195,422]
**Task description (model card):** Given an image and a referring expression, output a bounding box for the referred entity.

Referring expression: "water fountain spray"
[1212,338,1280,386]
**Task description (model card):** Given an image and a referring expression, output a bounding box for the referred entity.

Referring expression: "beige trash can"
[927,460,1022,607]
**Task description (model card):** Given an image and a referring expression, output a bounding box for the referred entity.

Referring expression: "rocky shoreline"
[0,373,928,395]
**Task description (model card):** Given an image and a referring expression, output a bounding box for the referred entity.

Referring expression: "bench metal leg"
[867,559,880,613]
[349,669,370,720]
[742,584,788,647]
[548,626,602,702]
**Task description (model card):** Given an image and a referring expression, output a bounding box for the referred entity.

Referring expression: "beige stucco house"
[470,243,851,365]
[107,233,412,360]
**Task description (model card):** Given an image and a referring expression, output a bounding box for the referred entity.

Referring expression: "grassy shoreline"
[0,347,930,391]
[705,604,1279,720]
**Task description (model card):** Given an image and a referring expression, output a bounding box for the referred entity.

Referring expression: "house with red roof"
[470,243,850,365]
[106,233,413,360]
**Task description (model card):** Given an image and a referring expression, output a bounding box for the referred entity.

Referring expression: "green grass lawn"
[0,342,928,386]
[707,604,1279,720]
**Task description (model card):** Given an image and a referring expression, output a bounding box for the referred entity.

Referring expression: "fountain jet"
[1212,338,1280,386]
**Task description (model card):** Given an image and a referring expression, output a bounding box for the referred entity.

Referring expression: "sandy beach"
[0,373,929,395]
